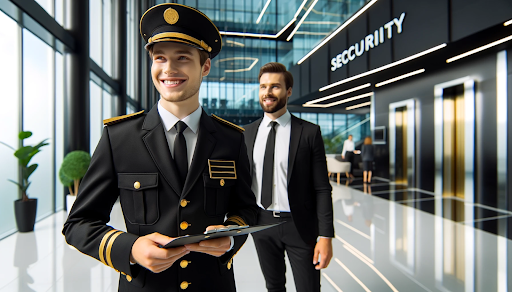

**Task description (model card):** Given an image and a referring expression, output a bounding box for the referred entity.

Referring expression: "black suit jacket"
[63,105,258,292]
[244,114,334,245]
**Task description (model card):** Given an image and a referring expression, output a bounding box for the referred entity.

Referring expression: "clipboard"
[161,222,284,248]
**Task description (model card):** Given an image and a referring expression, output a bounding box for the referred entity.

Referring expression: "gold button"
[180,221,190,230]
[227,259,232,270]
[134,181,141,189]
[220,179,225,186]
[180,260,190,268]
[126,275,132,282]
[180,199,189,207]
[180,281,190,289]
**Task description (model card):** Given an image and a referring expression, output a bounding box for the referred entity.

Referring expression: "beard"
[259,93,288,113]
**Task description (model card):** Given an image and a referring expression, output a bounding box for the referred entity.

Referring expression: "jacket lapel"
[142,105,182,196]
[181,110,216,198]
[245,118,262,178]
[287,115,303,183]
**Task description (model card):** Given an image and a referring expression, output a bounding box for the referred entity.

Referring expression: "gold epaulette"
[211,114,245,133]
[103,110,145,126]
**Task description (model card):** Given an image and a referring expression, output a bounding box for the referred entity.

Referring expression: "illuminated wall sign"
[330,12,405,72]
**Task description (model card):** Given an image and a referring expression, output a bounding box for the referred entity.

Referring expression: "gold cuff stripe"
[99,230,119,266]
[227,216,247,226]
[106,231,123,269]
[149,32,212,52]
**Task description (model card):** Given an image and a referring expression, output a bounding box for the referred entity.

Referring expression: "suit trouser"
[345,151,354,174]
[252,209,320,292]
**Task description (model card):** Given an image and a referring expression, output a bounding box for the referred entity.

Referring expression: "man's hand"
[313,237,333,270]
[185,225,231,257]
[131,232,189,273]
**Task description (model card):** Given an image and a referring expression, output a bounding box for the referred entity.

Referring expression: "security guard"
[62,3,258,291]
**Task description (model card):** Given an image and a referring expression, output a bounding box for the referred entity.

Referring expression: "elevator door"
[395,107,408,185]
[442,85,465,200]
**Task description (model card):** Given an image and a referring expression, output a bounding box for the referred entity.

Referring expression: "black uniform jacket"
[63,105,259,292]
[244,114,334,245]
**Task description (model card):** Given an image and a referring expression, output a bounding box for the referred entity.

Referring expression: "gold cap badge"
[163,8,179,25]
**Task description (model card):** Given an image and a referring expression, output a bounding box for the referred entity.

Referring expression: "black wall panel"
[451,0,512,42]
[368,0,393,70]
[289,64,301,103]
[300,58,310,96]
[392,0,448,60]
[310,45,329,92]
[346,13,368,77]
[328,30,348,84]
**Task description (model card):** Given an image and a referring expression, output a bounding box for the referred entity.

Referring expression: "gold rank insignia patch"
[208,160,236,180]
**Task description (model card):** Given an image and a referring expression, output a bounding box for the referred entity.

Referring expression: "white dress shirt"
[158,101,201,165]
[341,139,355,157]
[251,111,291,212]
[157,101,234,250]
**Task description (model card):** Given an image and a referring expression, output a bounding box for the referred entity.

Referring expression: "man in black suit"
[62,4,258,291]
[244,62,334,292]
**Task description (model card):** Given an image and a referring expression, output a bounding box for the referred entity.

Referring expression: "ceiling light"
[346,101,371,110]
[297,0,378,64]
[217,57,259,73]
[256,0,272,24]
[505,19,512,26]
[446,35,512,63]
[287,0,319,41]
[225,40,245,47]
[303,92,373,108]
[320,43,446,91]
[306,83,371,104]
[375,69,425,87]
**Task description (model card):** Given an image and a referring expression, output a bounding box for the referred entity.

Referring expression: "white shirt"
[158,101,201,165]
[157,101,234,250]
[251,111,291,212]
[341,139,355,157]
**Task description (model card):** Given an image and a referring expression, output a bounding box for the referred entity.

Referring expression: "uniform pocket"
[203,173,235,216]
[118,173,159,225]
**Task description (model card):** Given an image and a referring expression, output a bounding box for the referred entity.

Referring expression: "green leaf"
[7,179,22,190]
[14,146,34,161]
[33,139,50,150]
[19,131,32,140]
[27,164,38,177]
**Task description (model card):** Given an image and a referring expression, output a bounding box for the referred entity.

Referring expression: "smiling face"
[259,72,292,118]
[151,42,211,105]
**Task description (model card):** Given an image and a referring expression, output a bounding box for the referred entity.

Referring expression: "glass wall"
[23,28,55,220]
[0,11,21,239]
[90,0,114,77]
[90,77,117,155]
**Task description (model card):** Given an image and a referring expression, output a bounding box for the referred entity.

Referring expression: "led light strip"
[305,83,371,105]
[297,0,379,64]
[321,273,343,292]
[505,19,512,26]
[446,35,512,63]
[287,0,319,41]
[320,43,446,91]
[375,69,425,87]
[221,0,308,39]
[346,101,371,110]
[303,92,373,108]
[335,259,371,292]
[256,0,272,24]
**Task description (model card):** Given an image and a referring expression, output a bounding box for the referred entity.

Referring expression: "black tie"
[261,121,277,209]
[174,121,188,186]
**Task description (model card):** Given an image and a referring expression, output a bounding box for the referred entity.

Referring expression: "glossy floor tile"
[1,181,512,291]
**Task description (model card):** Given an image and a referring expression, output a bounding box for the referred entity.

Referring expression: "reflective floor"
[1,180,512,291]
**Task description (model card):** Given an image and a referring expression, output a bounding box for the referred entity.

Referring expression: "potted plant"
[59,150,91,213]
[0,131,49,232]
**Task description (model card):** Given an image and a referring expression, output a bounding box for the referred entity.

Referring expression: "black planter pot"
[14,199,38,232]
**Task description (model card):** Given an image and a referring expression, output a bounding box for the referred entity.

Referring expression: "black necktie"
[261,121,277,209]
[174,121,188,186]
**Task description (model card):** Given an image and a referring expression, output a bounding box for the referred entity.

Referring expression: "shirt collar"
[262,110,291,128]
[157,101,202,134]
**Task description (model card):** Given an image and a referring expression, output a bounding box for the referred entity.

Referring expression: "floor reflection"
[13,232,38,292]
